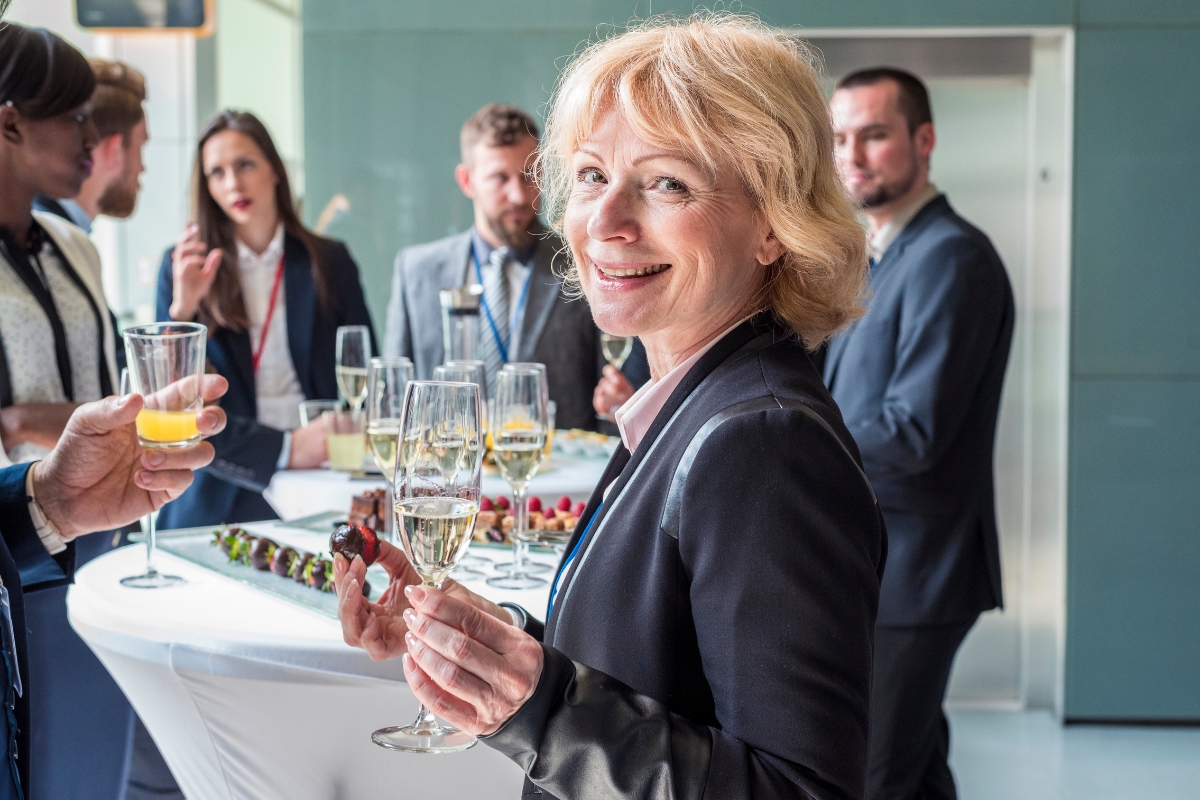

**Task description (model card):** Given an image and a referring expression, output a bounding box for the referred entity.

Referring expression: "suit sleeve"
[485,409,884,800]
[383,248,413,360]
[0,464,72,591]
[849,238,1012,480]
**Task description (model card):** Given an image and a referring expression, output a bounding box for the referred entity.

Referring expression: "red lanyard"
[252,255,285,374]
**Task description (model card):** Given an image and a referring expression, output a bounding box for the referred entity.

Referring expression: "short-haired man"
[35,58,148,231]
[826,68,1015,800]
[385,103,644,430]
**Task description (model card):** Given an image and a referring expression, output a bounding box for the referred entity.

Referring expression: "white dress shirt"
[868,182,941,262]
[237,225,305,467]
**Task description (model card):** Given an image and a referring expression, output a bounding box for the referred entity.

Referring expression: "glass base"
[120,571,186,589]
[371,724,477,753]
[139,436,201,450]
[450,565,488,582]
[486,572,548,590]
[493,560,551,575]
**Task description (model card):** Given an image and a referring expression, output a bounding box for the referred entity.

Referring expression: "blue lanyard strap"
[471,245,534,364]
[547,499,603,619]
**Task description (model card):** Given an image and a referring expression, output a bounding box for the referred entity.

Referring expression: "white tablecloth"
[264,456,608,522]
[67,521,561,800]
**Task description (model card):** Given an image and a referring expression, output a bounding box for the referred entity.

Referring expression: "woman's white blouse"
[238,224,305,432]
[0,238,103,463]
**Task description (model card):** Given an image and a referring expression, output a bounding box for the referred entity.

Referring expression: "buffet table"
[264,455,608,522]
[67,521,562,800]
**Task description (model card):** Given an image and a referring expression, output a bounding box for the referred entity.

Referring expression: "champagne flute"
[366,358,414,480]
[335,326,372,414]
[120,322,207,588]
[486,366,549,590]
[433,361,491,577]
[599,334,635,421]
[372,380,482,754]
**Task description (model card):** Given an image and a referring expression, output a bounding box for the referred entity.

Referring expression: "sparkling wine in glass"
[366,357,414,480]
[372,380,482,754]
[600,333,634,370]
[434,361,492,577]
[335,325,372,413]
[486,365,549,590]
[120,323,207,589]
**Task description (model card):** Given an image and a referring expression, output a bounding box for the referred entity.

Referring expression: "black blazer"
[0,463,74,799]
[487,317,886,800]
[824,195,1015,626]
[155,233,376,528]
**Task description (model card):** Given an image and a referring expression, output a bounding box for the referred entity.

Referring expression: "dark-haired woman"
[0,23,141,800]
[156,110,375,528]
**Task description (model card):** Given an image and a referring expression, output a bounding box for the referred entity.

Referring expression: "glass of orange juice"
[120,322,207,589]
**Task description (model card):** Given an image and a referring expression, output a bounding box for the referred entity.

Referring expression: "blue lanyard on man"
[471,244,535,364]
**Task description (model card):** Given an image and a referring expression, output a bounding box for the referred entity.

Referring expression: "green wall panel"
[1066,379,1200,719]
[303,30,585,327]
[1079,0,1200,26]
[304,0,1073,33]
[1071,28,1200,377]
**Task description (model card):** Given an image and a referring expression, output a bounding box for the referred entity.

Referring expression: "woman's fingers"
[403,654,480,730]
[402,608,506,692]
[404,628,493,700]
[405,585,513,653]
[335,555,372,646]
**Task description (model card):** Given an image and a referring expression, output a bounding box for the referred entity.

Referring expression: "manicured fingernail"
[402,608,416,625]
[402,653,412,669]
[404,585,425,602]
[405,632,417,648]
[144,450,165,467]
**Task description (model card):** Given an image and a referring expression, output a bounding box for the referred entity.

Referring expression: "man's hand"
[593,365,635,420]
[333,541,513,662]
[32,376,229,539]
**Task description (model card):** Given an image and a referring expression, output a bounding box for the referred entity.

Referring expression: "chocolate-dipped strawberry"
[271,546,297,577]
[292,552,314,583]
[249,537,277,571]
[329,524,380,566]
[214,528,238,556]
[307,556,333,591]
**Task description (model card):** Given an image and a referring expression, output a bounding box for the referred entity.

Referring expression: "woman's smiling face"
[564,108,782,364]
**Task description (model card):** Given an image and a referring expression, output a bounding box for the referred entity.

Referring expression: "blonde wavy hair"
[538,12,869,347]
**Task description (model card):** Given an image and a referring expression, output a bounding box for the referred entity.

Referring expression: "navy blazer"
[0,464,74,800]
[487,317,886,800]
[825,195,1015,626]
[155,233,376,528]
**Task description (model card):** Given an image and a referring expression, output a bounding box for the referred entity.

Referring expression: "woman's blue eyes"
[576,170,687,193]
[654,177,687,192]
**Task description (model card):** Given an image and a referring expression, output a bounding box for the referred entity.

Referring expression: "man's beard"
[485,207,538,249]
[854,158,919,210]
[97,175,139,218]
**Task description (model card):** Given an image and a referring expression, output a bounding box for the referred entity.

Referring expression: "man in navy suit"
[825,68,1015,800]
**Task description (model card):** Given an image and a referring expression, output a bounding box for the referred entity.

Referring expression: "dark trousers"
[867,617,977,800]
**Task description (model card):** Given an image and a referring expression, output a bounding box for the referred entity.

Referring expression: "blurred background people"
[0,24,170,800]
[383,103,647,431]
[157,110,375,529]
[825,67,1015,800]
[34,58,148,234]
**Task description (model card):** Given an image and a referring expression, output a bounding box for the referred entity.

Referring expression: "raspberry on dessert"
[528,496,543,513]
[556,496,572,511]
[572,501,586,517]
[480,496,494,511]
[495,496,511,510]
[330,524,381,566]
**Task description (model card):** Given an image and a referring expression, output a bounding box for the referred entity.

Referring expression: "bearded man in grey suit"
[385,104,636,431]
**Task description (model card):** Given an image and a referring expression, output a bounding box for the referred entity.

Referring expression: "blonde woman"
[335,14,884,799]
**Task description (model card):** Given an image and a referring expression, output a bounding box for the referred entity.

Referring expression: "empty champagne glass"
[486,366,549,590]
[372,380,482,754]
[335,325,372,413]
[120,322,207,588]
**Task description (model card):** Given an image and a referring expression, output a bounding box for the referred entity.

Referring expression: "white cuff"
[25,465,67,555]
[276,431,293,471]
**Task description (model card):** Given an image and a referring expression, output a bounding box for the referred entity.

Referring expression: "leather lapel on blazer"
[283,233,316,398]
[546,315,778,634]
[515,235,563,361]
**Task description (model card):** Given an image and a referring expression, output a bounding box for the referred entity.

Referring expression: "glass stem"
[410,577,444,734]
[144,510,158,577]
[512,484,528,575]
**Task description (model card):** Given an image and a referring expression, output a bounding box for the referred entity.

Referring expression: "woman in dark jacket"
[335,14,885,800]
[157,111,375,528]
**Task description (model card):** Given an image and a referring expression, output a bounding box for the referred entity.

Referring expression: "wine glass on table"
[599,333,635,421]
[335,325,372,415]
[366,358,414,480]
[433,362,492,579]
[119,322,207,588]
[486,366,549,590]
[373,380,482,754]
